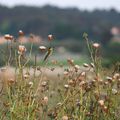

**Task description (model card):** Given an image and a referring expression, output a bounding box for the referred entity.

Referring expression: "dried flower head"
[74,64,80,71]
[98,100,104,107]
[68,80,74,86]
[19,30,24,36]
[57,102,62,107]
[67,58,74,66]
[106,76,112,81]
[113,73,120,79]
[79,81,86,87]
[48,34,53,41]
[7,78,15,85]
[104,81,109,85]
[106,76,113,83]
[64,84,69,89]
[90,63,95,68]
[81,71,86,77]
[41,81,47,87]
[112,89,118,95]
[24,74,29,79]
[4,34,13,40]
[62,115,68,120]
[103,106,108,113]
[39,46,46,51]
[18,45,26,55]
[42,96,48,105]
[63,71,69,76]
[83,63,89,68]
[28,82,33,86]
[93,43,100,49]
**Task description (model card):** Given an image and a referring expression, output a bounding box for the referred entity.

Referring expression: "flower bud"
[67,58,74,66]
[18,45,26,54]
[64,84,69,89]
[63,71,69,76]
[62,116,68,120]
[4,34,13,40]
[98,100,104,107]
[39,46,46,51]
[74,64,80,71]
[48,34,53,41]
[93,43,100,49]
[19,30,24,36]
[28,82,33,86]
[42,96,48,105]
[103,106,108,113]
[83,63,89,67]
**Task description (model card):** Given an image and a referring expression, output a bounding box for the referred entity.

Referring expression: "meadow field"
[0,32,120,120]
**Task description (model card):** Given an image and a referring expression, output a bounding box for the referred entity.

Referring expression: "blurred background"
[0,0,120,67]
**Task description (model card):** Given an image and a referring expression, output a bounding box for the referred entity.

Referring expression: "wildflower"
[103,106,108,113]
[83,63,89,68]
[113,73,120,79]
[62,116,68,120]
[112,89,118,95]
[90,63,95,68]
[79,81,86,87]
[104,81,109,85]
[24,74,29,79]
[74,64,80,71]
[48,34,53,41]
[78,72,86,82]
[98,100,104,107]
[39,46,46,51]
[7,78,15,84]
[42,96,48,105]
[28,82,33,86]
[64,84,69,89]
[99,79,103,84]
[68,80,74,86]
[41,81,47,87]
[63,71,69,76]
[81,71,86,77]
[106,76,112,80]
[92,43,100,49]
[4,34,13,40]
[57,102,62,107]
[18,45,26,55]
[106,76,113,83]
[19,30,24,36]
[67,58,74,66]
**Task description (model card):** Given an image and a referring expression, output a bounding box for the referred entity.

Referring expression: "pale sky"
[0,0,120,11]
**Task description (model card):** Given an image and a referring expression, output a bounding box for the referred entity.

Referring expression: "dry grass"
[0,32,120,120]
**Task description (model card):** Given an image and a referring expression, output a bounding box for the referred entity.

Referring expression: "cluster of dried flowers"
[0,31,119,120]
